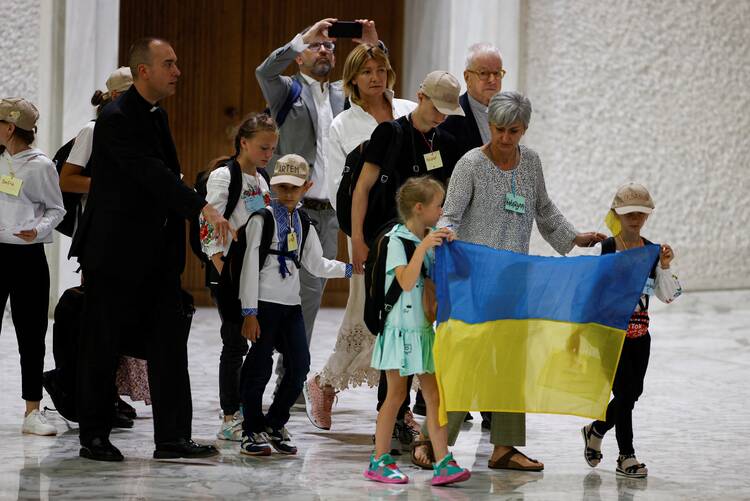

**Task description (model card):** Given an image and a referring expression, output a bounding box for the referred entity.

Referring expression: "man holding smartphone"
[256,18,384,408]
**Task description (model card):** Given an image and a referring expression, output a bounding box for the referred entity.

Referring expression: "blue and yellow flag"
[433,241,660,425]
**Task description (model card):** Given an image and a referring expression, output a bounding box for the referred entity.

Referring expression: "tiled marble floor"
[1,290,749,500]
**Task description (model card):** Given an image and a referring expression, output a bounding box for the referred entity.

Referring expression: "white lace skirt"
[318,239,380,390]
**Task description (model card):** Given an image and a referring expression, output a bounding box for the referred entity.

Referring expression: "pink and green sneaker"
[363,453,409,484]
[432,453,471,486]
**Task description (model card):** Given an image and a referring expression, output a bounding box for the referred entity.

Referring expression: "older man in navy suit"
[439,43,505,156]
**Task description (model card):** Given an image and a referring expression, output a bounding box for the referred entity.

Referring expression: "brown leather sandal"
[410,439,435,470]
[488,447,544,471]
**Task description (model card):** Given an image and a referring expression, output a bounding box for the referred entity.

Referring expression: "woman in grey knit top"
[416,91,605,472]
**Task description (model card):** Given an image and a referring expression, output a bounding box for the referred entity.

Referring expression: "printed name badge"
[287,231,298,252]
[423,151,443,171]
[504,192,525,214]
[0,175,23,197]
[642,277,655,296]
[244,194,267,213]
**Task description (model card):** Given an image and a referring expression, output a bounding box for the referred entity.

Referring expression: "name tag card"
[0,175,22,197]
[424,151,443,171]
[504,192,525,214]
[287,231,298,251]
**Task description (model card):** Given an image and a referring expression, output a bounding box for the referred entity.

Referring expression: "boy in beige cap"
[1,96,65,437]
[581,182,682,478]
[237,154,355,457]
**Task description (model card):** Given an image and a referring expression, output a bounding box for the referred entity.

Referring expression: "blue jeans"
[241,301,310,433]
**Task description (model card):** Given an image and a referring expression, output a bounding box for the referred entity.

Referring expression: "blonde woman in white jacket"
[304,44,416,432]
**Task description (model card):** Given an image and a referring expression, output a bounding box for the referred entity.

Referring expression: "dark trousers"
[77,271,192,445]
[377,370,413,420]
[593,333,651,455]
[241,301,310,433]
[209,285,248,416]
[0,243,49,402]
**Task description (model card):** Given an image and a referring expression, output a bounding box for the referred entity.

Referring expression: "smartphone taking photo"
[328,21,363,38]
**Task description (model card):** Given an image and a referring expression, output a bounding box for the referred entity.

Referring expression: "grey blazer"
[256,38,346,176]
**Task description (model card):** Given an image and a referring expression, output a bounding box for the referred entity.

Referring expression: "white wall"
[522,0,750,289]
[403,0,521,97]
[403,0,749,290]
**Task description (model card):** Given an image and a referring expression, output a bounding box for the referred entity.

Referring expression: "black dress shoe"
[117,398,137,420]
[112,410,134,429]
[80,437,124,462]
[153,439,220,459]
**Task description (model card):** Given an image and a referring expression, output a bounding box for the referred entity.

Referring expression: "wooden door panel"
[120,0,405,306]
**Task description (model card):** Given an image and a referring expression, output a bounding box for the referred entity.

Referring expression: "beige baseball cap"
[611,182,655,214]
[0,97,39,131]
[271,154,309,187]
[419,71,465,117]
[105,67,133,94]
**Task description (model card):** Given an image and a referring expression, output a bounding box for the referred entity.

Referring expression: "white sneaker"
[22,409,57,436]
[216,411,244,441]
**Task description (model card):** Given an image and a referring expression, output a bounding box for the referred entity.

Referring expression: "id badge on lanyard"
[504,170,525,214]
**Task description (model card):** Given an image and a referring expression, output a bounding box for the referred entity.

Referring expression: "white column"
[53,0,120,300]
[402,0,521,99]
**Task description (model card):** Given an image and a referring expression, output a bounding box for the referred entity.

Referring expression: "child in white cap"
[237,154,355,457]
[0,97,66,436]
[581,182,682,478]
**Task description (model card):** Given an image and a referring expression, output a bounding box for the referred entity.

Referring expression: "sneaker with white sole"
[265,426,297,455]
[216,411,244,441]
[239,432,272,456]
[22,409,57,436]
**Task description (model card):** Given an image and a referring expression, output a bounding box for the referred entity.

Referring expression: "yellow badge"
[0,175,23,197]
[287,231,298,251]
[423,151,444,171]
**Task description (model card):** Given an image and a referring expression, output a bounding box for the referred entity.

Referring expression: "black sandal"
[617,454,648,478]
[581,425,603,467]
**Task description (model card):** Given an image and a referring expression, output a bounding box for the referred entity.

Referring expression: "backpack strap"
[296,208,312,265]
[256,209,276,271]
[377,121,404,185]
[273,79,303,128]
[380,237,425,332]
[224,158,243,219]
[257,208,309,271]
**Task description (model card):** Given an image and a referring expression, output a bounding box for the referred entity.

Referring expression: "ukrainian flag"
[433,241,660,425]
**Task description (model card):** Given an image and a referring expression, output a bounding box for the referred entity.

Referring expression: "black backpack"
[336,121,404,243]
[53,138,90,237]
[188,158,270,272]
[264,78,303,128]
[189,158,242,265]
[217,207,313,324]
[42,286,85,421]
[363,220,427,335]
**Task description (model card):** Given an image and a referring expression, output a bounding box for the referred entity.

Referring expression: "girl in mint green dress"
[364,177,471,487]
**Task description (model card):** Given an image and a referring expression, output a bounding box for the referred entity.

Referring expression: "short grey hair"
[488,91,532,128]
[465,42,503,69]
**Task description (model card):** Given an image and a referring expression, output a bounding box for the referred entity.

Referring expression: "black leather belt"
[302,198,333,211]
